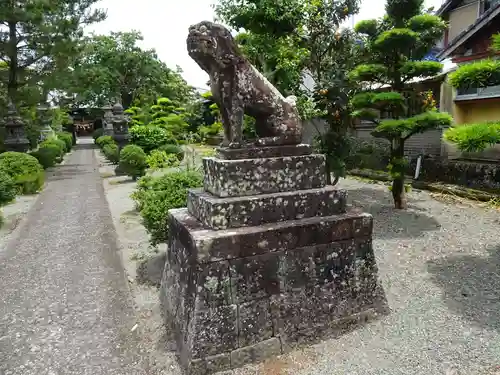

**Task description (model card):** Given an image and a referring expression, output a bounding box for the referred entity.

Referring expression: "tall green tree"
[349,0,452,209]
[0,0,105,105]
[65,31,195,108]
[444,34,500,151]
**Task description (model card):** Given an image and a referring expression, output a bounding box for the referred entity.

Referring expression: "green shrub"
[31,143,61,169]
[131,170,203,244]
[96,135,115,148]
[158,143,185,161]
[0,170,17,205]
[0,152,44,194]
[146,150,180,170]
[56,132,73,152]
[103,143,120,164]
[93,128,104,142]
[118,145,147,180]
[104,144,118,160]
[42,138,66,156]
[198,121,223,140]
[129,125,177,153]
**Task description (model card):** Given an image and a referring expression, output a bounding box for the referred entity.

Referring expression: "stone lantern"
[2,100,30,152]
[37,102,54,142]
[111,101,130,150]
[102,104,114,136]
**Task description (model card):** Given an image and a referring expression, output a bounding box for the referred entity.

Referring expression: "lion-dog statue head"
[187,21,244,73]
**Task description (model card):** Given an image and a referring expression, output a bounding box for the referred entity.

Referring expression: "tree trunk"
[7,21,18,102]
[391,138,407,209]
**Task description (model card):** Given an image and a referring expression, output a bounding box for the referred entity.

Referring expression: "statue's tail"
[284,95,297,106]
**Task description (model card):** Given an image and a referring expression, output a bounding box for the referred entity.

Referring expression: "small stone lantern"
[111,101,130,150]
[102,104,114,136]
[37,102,54,142]
[2,100,30,152]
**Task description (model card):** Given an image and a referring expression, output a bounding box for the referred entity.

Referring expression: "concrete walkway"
[0,138,142,375]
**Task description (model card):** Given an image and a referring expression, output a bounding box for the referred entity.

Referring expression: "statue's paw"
[228,142,242,149]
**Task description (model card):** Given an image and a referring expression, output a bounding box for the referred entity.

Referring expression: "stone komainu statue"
[187,21,302,148]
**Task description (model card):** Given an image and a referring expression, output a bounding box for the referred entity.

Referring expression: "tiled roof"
[436,4,500,59]
[435,0,460,16]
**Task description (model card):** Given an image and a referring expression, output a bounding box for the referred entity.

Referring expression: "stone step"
[203,154,326,198]
[187,186,347,230]
[168,207,372,263]
[215,144,312,160]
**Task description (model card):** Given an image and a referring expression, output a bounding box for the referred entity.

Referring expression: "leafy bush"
[0,170,17,205]
[146,150,180,170]
[96,135,115,148]
[118,145,148,180]
[131,170,203,244]
[0,152,44,194]
[199,121,223,140]
[158,143,185,161]
[345,137,391,171]
[444,122,500,153]
[42,138,67,156]
[129,125,177,153]
[103,143,120,164]
[31,142,62,169]
[93,128,104,142]
[56,132,73,152]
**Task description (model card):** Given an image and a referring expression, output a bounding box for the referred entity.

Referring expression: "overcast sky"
[86,0,445,90]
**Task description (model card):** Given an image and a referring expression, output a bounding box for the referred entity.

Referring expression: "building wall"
[453,97,500,124]
[352,121,443,158]
[448,0,480,41]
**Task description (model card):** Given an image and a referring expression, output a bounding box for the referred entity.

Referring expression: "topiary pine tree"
[444,34,500,152]
[349,0,452,209]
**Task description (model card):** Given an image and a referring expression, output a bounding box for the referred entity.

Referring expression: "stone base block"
[187,186,347,230]
[216,143,312,160]
[202,154,326,197]
[160,208,388,374]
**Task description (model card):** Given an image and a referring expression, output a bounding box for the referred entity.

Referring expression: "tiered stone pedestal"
[160,144,388,375]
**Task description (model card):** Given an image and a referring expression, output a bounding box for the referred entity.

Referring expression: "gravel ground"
[0,195,39,248]
[0,138,146,375]
[99,142,500,375]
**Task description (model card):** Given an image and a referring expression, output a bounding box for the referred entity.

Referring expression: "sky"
[86,0,446,90]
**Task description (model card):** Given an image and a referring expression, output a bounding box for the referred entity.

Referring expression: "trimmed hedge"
[118,145,147,180]
[0,170,17,205]
[56,132,73,152]
[0,152,44,194]
[96,135,115,148]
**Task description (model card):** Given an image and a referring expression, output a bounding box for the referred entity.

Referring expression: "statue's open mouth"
[187,34,212,55]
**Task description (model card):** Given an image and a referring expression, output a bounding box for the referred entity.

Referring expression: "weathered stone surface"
[189,353,231,375]
[237,300,274,347]
[187,186,347,229]
[230,253,281,303]
[230,337,282,368]
[187,21,302,148]
[189,305,239,358]
[216,144,312,160]
[203,154,326,197]
[168,208,373,263]
[161,206,387,374]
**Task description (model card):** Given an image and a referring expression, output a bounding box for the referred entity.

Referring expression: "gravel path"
[225,177,500,375]
[0,138,144,375]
